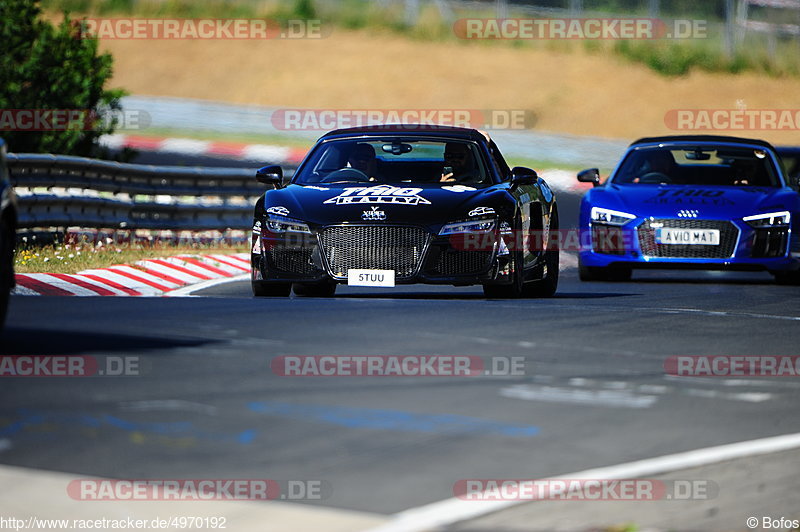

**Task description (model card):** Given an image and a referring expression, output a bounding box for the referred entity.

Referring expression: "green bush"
[0,0,124,155]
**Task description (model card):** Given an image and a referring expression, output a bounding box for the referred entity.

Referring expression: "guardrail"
[8,154,292,231]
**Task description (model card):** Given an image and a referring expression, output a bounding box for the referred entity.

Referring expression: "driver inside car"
[634,150,676,183]
[346,143,378,181]
[440,142,478,183]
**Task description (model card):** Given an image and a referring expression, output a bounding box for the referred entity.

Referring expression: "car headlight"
[743,211,791,228]
[439,218,496,235]
[590,207,636,226]
[264,214,312,234]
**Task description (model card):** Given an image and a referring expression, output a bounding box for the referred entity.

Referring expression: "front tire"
[579,260,632,282]
[773,271,800,286]
[525,210,559,298]
[252,281,291,297]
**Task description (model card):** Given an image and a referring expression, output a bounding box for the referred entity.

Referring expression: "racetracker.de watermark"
[453,18,707,40]
[665,109,800,131]
[665,356,800,377]
[68,479,330,501]
[0,355,141,377]
[0,109,149,132]
[454,478,718,501]
[270,355,526,377]
[78,18,327,39]
[260,229,635,254]
[270,109,536,131]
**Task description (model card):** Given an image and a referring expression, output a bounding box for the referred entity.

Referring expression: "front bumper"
[579,217,800,272]
[251,223,516,285]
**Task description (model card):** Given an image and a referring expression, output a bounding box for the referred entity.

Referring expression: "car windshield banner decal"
[323,185,431,205]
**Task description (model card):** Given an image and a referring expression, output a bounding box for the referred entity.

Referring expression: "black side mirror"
[577,168,601,186]
[256,165,283,188]
[510,166,538,187]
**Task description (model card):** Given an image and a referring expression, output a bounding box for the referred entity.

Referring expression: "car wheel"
[0,220,12,329]
[483,215,526,299]
[525,209,559,298]
[252,281,291,297]
[292,281,337,297]
[579,260,631,282]
[773,271,800,286]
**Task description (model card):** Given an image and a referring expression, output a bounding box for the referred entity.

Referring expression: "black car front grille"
[638,219,738,259]
[434,250,494,276]
[268,247,316,275]
[318,225,430,279]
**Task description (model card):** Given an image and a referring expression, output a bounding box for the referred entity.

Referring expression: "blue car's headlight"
[439,218,496,236]
[265,214,312,234]
[743,211,791,228]
[590,207,636,226]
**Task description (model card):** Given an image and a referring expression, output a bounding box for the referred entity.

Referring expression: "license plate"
[347,269,396,287]
[655,228,720,245]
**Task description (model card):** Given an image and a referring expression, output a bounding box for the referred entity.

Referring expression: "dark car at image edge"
[1,138,18,328]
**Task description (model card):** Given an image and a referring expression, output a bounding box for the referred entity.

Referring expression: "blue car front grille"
[637,219,738,259]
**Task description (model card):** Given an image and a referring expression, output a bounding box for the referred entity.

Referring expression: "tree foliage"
[0,0,124,155]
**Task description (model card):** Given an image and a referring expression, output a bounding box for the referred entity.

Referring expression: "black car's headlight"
[743,211,791,228]
[438,218,496,236]
[264,214,312,234]
[590,207,636,226]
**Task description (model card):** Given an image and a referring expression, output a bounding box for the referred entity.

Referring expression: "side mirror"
[577,168,601,186]
[510,166,538,187]
[256,165,283,188]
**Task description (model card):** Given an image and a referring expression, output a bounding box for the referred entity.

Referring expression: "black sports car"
[250,125,559,298]
[0,138,17,328]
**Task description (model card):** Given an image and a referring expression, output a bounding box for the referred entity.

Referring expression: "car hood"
[263,183,512,228]
[586,184,795,219]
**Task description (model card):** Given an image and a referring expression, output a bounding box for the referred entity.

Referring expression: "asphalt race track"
[3,153,800,528]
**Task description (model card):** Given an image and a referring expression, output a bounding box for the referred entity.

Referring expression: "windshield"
[293,137,491,186]
[612,146,781,187]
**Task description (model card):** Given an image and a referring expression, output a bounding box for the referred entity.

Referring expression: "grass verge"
[15,241,248,275]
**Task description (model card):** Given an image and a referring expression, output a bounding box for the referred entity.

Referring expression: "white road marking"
[165,274,249,297]
[364,431,800,532]
[568,377,591,387]
[637,384,669,394]
[499,384,658,409]
[119,400,218,415]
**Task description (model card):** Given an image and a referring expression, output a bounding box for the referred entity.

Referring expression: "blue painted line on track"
[247,401,539,437]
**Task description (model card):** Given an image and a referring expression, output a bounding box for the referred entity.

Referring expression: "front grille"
[319,225,429,279]
[435,250,493,276]
[268,248,316,274]
[638,219,738,259]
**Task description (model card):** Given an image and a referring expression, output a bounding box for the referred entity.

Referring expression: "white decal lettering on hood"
[323,185,431,206]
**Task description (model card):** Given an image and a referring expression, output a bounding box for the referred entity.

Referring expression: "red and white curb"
[99,134,308,165]
[13,253,250,297]
[538,169,592,194]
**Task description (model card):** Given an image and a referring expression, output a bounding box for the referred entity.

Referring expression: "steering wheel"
[320,168,371,183]
[637,172,672,184]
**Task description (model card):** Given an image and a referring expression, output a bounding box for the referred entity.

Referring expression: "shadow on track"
[0,328,218,355]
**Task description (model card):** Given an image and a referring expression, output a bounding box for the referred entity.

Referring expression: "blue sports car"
[577,135,800,284]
